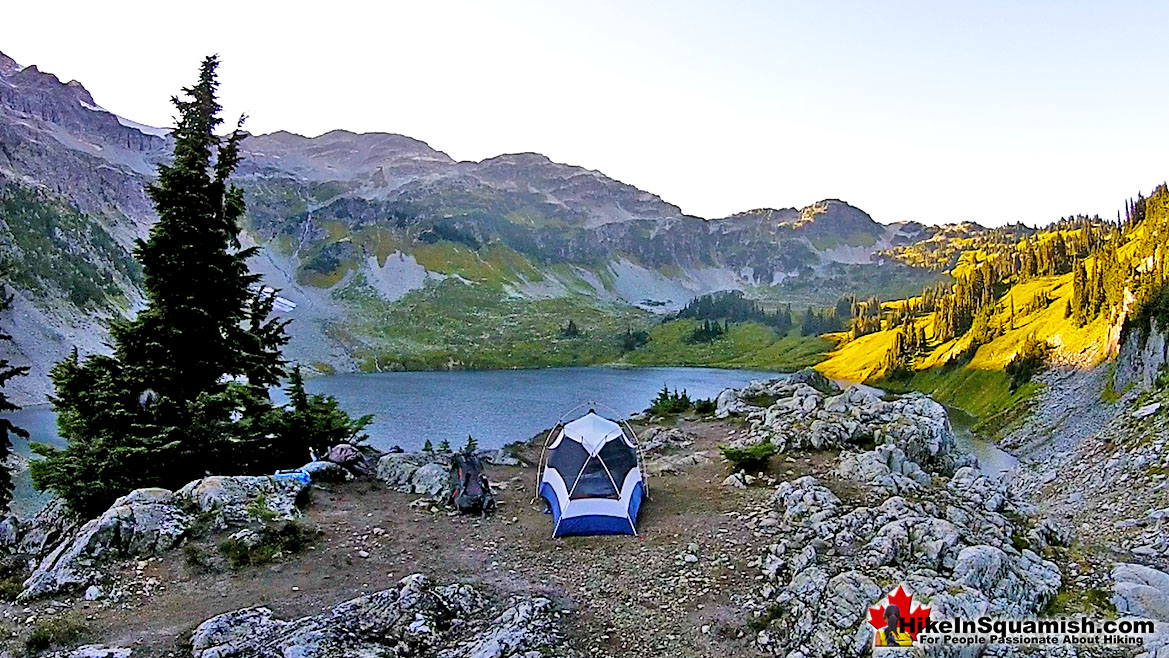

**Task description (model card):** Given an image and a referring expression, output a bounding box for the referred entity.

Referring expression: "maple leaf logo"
[867,585,932,642]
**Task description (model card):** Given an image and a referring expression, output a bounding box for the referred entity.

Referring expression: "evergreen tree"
[0,288,29,514]
[31,57,364,517]
[463,434,478,454]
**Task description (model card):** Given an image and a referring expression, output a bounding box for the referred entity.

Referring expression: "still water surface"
[2,366,1018,514]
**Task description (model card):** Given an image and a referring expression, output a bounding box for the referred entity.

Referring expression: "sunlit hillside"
[816,186,1169,422]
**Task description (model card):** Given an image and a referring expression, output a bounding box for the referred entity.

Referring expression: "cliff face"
[1116,320,1169,392]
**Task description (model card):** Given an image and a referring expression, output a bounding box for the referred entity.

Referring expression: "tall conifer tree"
[0,288,29,514]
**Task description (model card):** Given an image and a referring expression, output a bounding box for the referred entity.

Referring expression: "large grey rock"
[189,573,567,658]
[951,545,1061,616]
[718,378,968,476]
[0,514,21,549]
[176,475,307,530]
[377,452,450,491]
[21,488,191,599]
[835,444,930,494]
[948,466,1008,512]
[412,463,450,498]
[1113,563,1169,621]
[18,497,80,558]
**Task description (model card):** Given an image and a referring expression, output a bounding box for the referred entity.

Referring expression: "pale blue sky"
[2,1,1166,225]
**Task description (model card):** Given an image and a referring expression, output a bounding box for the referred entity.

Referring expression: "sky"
[1,1,1166,226]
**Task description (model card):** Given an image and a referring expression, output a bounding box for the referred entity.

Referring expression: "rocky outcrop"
[21,489,190,600]
[717,374,970,476]
[377,452,453,499]
[748,475,1059,656]
[1113,563,1169,621]
[1116,319,1169,392]
[834,444,930,494]
[18,475,310,600]
[189,573,571,658]
[175,475,308,530]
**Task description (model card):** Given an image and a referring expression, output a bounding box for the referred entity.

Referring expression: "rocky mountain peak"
[796,198,880,232]
[0,50,19,75]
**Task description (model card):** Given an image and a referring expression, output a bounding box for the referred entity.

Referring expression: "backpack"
[449,453,495,514]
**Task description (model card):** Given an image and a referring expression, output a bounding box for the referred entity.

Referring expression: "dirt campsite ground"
[0,416,840,657]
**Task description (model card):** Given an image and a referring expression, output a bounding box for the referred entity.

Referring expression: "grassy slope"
[332,273,831,373]
[816,269,1111,420]
[623,320,832,370]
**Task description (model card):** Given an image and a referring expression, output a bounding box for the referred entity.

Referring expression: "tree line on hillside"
[676,290,794,333]
[21,58,371,518]
[861,183,1169,379]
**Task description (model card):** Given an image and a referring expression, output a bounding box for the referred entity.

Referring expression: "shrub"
[220,521,316,569]
[246,493,278,523]
[24,614,87,652]
[693,398,717,415]
[0,577,22,601]
[647,385,692,415]
[619,328,650,352]
[718,441,779,472]
[1005,334,1049,391]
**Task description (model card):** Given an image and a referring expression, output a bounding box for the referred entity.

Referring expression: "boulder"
[44,647,132,658]
[951,545,1060,615]
[412,463,450,498]
[477,449,521,467]
[21,488,191,600]
[1112,563,1169,621]
[377,452,451,492]
[638,426,694,454]
[18,497,80,558]
[947,466,1008,512]
[0,515,21,549]
[176,475,307,530]
[835,444,930,494]
[645,451,711,476]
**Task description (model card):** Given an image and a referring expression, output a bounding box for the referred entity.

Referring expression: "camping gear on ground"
[325,443,372,476]
[273,469,311,485]
[536,406,648,537]
[449,453,495,513]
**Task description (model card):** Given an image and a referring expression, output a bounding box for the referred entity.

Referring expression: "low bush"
[24,614,87,652]
[718,441,779,472]
[693,398,717,415]
[220,521,316,569]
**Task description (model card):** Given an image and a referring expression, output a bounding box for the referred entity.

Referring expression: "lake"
[2,366,1018,515]
[3,365,782,461]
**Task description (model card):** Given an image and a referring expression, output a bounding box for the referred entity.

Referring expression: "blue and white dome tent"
[535,404,648,537]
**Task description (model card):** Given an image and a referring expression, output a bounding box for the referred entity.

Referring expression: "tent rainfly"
[537,409,647,537]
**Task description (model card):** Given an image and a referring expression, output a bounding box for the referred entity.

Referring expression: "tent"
[536,409,648,537]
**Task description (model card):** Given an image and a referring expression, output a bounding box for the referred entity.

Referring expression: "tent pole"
[532,423,562,503]
[593,401,649,498]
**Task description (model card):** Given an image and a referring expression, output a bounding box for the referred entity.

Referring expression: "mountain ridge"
[0,51,952,404]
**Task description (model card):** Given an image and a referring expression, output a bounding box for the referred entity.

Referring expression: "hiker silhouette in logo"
[874,603,913,647]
